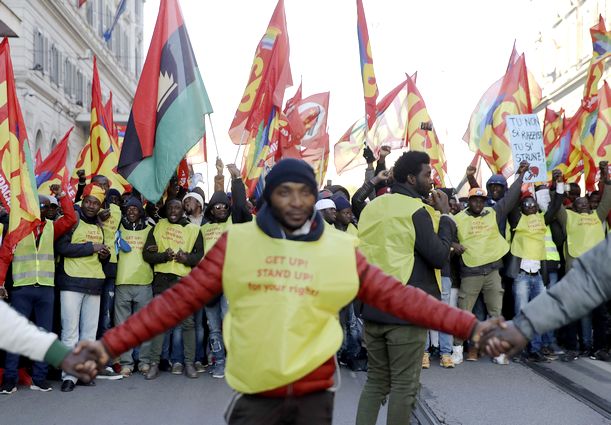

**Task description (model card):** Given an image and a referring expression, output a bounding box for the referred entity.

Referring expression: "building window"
[76,70,84,106]
[86,80,92,108]
[135,0,142,21]
[50,45,60,85]
[32,29,44,71]
[86,1,94,26]
[63,59,72,96]
[105,5,112,47]
[98,0,104,37]
[135,46,141,78]
[122,30,129,69]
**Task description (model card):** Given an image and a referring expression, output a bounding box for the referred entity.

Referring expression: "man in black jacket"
[356,151,455,424]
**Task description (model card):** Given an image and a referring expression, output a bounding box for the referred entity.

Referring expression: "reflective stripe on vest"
[102,203,122,263]
[201,218,231,255]
[510,213,547,261]
[222,221,359,394]
[116,226,154,285]
[153,219,200,276]
[13,221,55,287]
[359,193,443,290]
[566,210,605,258]
[544,226,560,261]
[455,208,509,267]
[64,220,106,279]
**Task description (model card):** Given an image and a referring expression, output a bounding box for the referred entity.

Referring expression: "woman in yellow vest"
[55,184,110,393]
[91,159,494,425]
[114,197,154,377]
[201,176,252,379]
[0,186,76,394]
[142,198,203,380]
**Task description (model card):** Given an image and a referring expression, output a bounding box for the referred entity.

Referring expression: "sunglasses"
[522,202,537,208]
[213,204,228,210]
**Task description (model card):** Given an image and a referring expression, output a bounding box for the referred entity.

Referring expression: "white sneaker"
[451,345,463,365]
[493,354,509,365]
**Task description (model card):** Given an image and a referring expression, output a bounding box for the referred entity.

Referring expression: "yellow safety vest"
[565,210,605,258]
[64,219,105,279]
[346,223,359,238]
[510,213,546,261]
[201,218,232,255]
[455,208,509,267]
[101,203,122,263]
[153,219,200,276]
[222,221,359,394]
[359,193,441,290]
[116,226,154,286]
[544,226,560,261]
[13,220,55,287]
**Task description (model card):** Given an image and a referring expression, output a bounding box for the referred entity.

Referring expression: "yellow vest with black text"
[13,220,55,287]
[64,219,105,279]
[455,208,509,267]
[101,203,122,263]
[153,219,200,276]
[222,221,359,394]
[201,218,232,255]
[116,226,154,285]
[358,193,441,290]
[565,210,605,258]
[510,213,546,261]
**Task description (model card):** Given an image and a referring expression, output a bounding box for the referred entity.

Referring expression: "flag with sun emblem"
[118,0,212,202]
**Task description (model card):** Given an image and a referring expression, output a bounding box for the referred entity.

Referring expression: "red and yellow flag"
[0,38,40,257]
[405,75,446,186]
[356,0,378,129]
[230,0,292,198]
[542,107,565,180]
[582,81,611,190]
[583,16,611,100]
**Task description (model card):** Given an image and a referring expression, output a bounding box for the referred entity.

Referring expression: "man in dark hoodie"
[87,158,492,425]
[55,183,110,392]
[114,197,154,376]
[142,198,204,379]
[201,163,252,378]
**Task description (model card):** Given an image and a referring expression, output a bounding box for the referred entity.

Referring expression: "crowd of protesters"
[0,148,610,409]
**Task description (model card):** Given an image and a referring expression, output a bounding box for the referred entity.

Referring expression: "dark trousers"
[4,286,55,382]
[97,262,117,338]
[225,391,334,425]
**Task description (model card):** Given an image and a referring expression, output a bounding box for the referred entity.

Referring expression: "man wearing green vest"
[0,185,76,394]
[201,163,252,379]
[114,197,154,377]
[453,160,529,365]
[506,173,563,362]
[55,183,111,392]
[90,175,123,340]
[86,158,493,425]
[556,161,611,358]
[142,198,204,380]
[356,151,457,424]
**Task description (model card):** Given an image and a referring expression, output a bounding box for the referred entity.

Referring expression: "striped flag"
[356,0,378,129]
[542,107,566,180]
[583,15,610,100]
[0,38,41,256]
[119,0,212,202]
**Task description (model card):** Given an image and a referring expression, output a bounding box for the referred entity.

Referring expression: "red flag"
[104,91,119,150]
[34,148,42,170]
[176,158,189,189]
[356,0,378,129]
[35,127,73,189]
[229,0,292,145]
[0,38,41,267]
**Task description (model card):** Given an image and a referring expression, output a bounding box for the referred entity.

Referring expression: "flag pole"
[318,148,326,188]
[206,114,220,157]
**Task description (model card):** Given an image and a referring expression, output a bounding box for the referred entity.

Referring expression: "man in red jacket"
[86,159,495,425]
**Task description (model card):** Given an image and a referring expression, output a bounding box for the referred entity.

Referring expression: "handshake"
[473,317,529,358]
[61,341,111,383]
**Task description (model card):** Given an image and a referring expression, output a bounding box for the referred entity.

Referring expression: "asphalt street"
[0,360,608,425]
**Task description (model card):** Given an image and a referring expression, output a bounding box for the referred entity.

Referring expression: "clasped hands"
[472,317,528,358]
[61,340,111,383]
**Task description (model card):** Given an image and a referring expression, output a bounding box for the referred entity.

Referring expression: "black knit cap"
[263,158,318,203]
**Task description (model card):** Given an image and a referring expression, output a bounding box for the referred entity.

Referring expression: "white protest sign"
[506,114,547,183]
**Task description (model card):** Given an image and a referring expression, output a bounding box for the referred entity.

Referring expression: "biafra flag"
[119,0,212,202]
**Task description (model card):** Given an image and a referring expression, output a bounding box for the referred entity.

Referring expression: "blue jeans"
[205,295,228,365]
[194,308,206,363]
[97,276,115,338]
[513,272,545,353]
[60,290,100,382]
[541,272,559,346]
[171,326,184,364]
[340,303,362,358]
[4,286,54,382]
[438,277,456,355]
